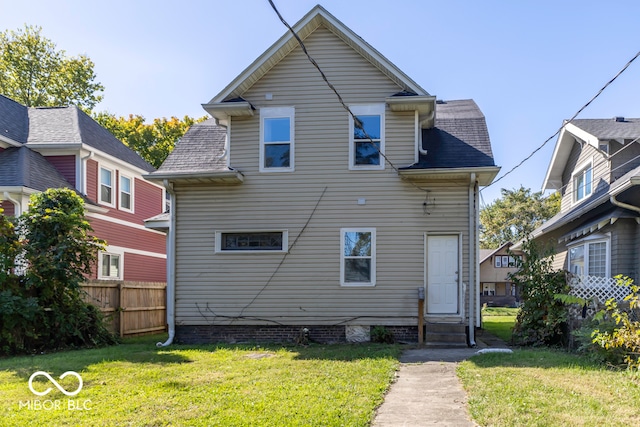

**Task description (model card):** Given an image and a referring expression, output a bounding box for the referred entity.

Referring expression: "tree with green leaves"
[0,189,116,354]
[94,113,208,168]
[0,25,104,112]
[480,187,560,249]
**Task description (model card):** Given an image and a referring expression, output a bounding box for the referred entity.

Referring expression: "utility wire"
[267,0,430,195]
[484,48,640,191]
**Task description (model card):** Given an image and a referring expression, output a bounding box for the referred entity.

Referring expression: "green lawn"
[1,335,401,427]
[482,307,518,342]
[458,349,640,426]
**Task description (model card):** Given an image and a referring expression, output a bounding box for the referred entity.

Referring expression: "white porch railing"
[569,275,630,303]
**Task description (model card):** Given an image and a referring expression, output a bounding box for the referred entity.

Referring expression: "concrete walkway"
[372,332,509,427]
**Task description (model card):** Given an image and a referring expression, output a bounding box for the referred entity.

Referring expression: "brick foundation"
[175,324,419,344]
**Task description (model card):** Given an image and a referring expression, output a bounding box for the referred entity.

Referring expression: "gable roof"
[146,119,243,184]
[0,94,154,172]
[0,95,29,144]
[479,242,513,264]
[203,5,433,123]
[543,118,640,190]
[0,146,73,191]
[530,163,640,240]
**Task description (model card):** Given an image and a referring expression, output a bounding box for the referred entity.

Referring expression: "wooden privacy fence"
[81,280,167,337]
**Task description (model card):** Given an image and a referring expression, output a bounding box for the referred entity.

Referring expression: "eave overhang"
[202,101,254,123]
[144,169,244,185]
[398,166,500,186]
[386,95,436,128]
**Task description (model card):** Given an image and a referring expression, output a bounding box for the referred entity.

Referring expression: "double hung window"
[349,104,385,170]
[119,175,133,211]
[100,167,114,205]
[260,107,294,172]
[340,228,376,286]
[568,238,608,277]
[573,163,593,203]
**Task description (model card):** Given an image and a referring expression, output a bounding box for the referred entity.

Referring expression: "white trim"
[571,158,594,204]
[119,173,134,213]
[349,104,385,171]
[98,247,124,280]
[340,227,376,287]
[567,235,610,278]
[215,230,289,254]
[98,165,115,207]
[86,212,167,236]
[259,107,295,173]
[106,245,166,259]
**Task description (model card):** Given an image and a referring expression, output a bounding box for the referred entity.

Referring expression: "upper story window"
[573,162,593,203]
[260,107,294,172]
[568,237,609,278]
[119,174,133,212]
[494,255,521,268]
[100,167,114,206]
[349,104,385,170]
[341,228,376,286]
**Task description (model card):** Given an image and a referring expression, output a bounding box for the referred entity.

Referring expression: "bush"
[0,189,117,355]
[589,276,640,371]
[509,239,570,347]
[371,326,394,343]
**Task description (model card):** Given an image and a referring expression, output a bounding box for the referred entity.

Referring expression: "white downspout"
[610,194,640,214]
[157,179,176,347]
[80,151,94,195]
[468,173,477,347]
[3,192,21,216]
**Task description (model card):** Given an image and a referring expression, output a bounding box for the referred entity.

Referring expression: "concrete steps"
[424,322,468,348]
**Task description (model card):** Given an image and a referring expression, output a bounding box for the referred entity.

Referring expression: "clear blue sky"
[2,0,639,204]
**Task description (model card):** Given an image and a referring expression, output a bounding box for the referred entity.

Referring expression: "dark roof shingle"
[406,99,495,169]
[0,146,73,191]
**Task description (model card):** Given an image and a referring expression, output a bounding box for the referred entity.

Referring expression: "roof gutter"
[610,194,640,214]
[157,179,176,348]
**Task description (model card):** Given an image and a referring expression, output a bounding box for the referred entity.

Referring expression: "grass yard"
[481,306,518,342]
[458,349,640,426]
[0,335,401,426]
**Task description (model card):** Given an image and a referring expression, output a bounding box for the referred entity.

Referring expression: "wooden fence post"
[119,282,124,337]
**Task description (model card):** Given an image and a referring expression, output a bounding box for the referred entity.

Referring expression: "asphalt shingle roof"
[0,146,73,191]
[0,94,154,172]
[571,118,640,140]
[0,95,28,143]
[154,119,228,173]
[405,99,495,169]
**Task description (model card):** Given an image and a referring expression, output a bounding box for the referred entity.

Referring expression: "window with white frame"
[568,237,609,277]
[573,162,593,202]
[99,252,121,279]
[119,174,133,211]
[349,104,385,170]
[215,231,288,253]
[260,107,294,172]
[341,228,376,286]
[99,167,114,205]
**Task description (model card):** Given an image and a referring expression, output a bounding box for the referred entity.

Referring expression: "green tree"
[94,113,208,168]
[480,187,560,249]
[0,25,104,111]
[0,189,116,354]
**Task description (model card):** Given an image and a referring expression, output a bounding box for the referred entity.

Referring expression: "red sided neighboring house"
[0,94,166,283]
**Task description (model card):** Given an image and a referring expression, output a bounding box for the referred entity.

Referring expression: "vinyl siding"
[560,141,609,211]
[610,218,638,281]
[1,200,14,216]
[89,216,166,255]
[45,155,76,187]
[124,252,166,282]
[610,142,640,182]
[87,159,98,201]
[173,26,473,326]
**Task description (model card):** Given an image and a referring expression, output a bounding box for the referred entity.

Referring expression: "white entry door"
[427,235,459,314]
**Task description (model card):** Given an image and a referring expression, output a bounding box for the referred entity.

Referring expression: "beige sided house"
[147,5,499,346]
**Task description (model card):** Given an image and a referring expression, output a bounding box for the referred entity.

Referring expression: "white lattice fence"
[569,275,630,303]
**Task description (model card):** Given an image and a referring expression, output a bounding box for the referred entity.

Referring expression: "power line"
[484,48,640,191]
[267,0,430,195]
